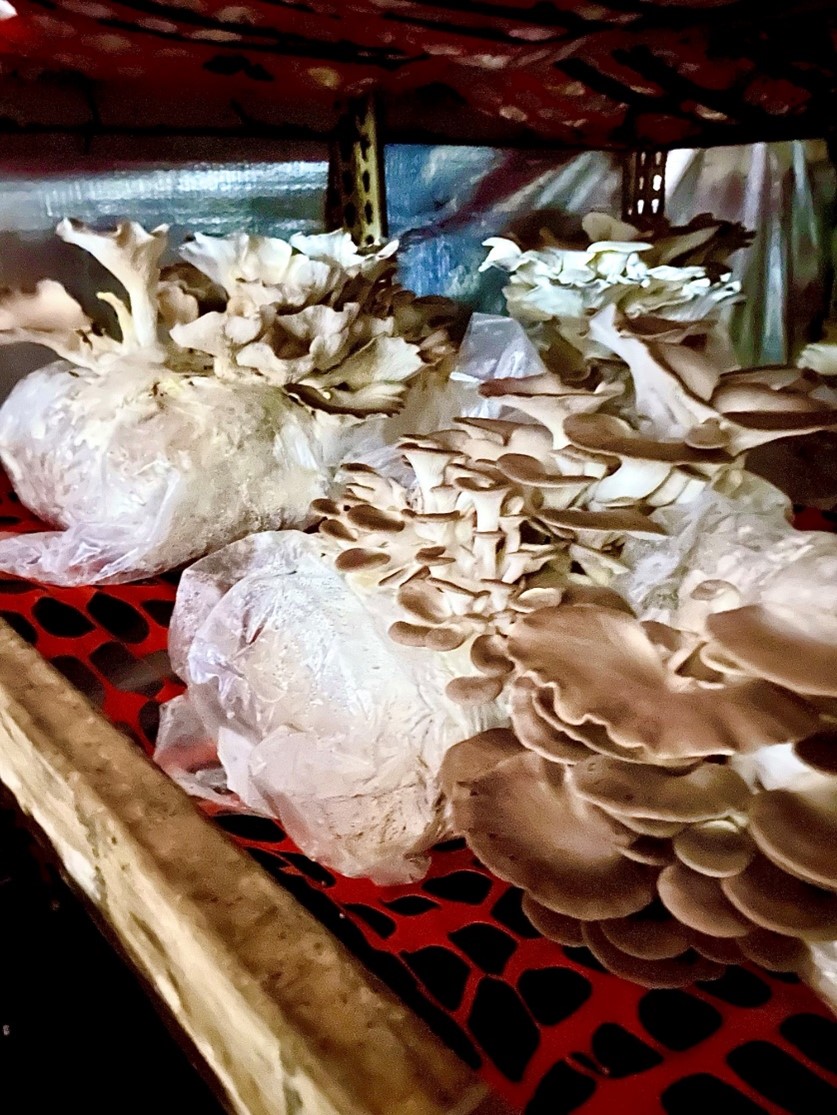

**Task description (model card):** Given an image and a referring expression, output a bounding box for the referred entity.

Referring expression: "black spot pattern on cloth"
[383,896,439,915]
[87,593,150,644]
[51,657,105,704]
[491,887,541,939]
[449,923,518,975]
[468,977,539,1082]
[344,903,397,940]
[780,1013,837,1076]
[402,946,470,1011]
[423,870,492,904]
[0,611,37,645]
[517,967,592,1027]
[525,1060,597,1115]
[662,1073,768,1115]
[591,1023,663,1078]
[32,598,94,638]
[639,989,723,1051]
[214,813,287,843]
[699,967,772,1008]
[727,1041,837,1114]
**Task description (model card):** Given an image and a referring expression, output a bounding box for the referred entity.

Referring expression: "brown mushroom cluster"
[441,600,837,987]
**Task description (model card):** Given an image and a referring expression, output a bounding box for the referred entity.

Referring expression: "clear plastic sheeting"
[0,139,832,401]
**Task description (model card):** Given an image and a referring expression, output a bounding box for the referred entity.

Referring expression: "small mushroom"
[599,905,693,960]
[581,922,724,988]
[707,604,837,698]
[672,819,756,878]
[470,634,513,677]
[521,896,585,946]
[738,927,807,972]
[657,863,754,938]
[573,755,751,824]
[439,728,521,801]
[445,674,505,706]
[335,548,390,573]
[748,782,837,891]
[722,854,837,940]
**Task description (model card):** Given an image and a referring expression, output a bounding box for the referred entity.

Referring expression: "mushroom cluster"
[0,221,461,583]
[441,600,837,987]
[481,212,749,369]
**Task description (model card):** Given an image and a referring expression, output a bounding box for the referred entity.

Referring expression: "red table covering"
[1,471,836,1115]
[1,1,836,149]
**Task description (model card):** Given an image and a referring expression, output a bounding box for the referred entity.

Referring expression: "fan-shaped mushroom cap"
[573,756,750,823]
[439,728,520,800]
[722,854,837,940]
[506,606,819,763]
[521,896,585,946]
[657,863,754,938]
[451,751,658,920]
[748,782,837,890]
[706,605,837,698]
[739,928,808,972]
[599,906,693,960]
[673,819,756,878]
[446,675,505,706]
[581,922,724,988]
[509,678,590,762]
[538,508,666,539]
[564,413,730,466]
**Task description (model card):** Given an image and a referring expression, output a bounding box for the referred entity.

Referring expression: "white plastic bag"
[0,221,462,584]
[159,531,502,883]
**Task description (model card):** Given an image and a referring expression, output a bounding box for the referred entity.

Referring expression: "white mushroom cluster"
[0,221,459,583]
[441,598,837,987]
[481,213,749,367]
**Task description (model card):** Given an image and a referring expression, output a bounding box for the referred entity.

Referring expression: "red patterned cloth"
[1,471,836,1114]
[1,1,835,148]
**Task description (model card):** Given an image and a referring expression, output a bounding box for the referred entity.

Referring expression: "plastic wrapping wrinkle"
[0,360,327,584]
[164,531,503,883]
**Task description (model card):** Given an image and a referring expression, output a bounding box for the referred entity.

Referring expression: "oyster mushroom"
[706,605,837,698]
[722,855,837,940]
[450,751,658,920]
[748,780,837,891]
[506,606,819,763]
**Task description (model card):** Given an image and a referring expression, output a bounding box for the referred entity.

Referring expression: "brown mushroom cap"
[451,751,658,920]
[564,413,731,465]
[657,863,755,938]
[581,922,724,988]
[446,674,505,706]
[573,755,751,823]
[673,820,756,878]
[722,854,837,940]
[507,606,819,762]
[738,927,808,972]
[470,634,513,677]
[335,548,390,572]
[599,906,693,960]
[439,728,520,800]
[748,784,837,890]
[706,605,837,698]
[510,679,590,763]
[520,896,585,946]
[538,508,666,538]
[686,931,743,965]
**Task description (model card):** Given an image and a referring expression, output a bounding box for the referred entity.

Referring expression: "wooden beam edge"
[0,620,497,1115]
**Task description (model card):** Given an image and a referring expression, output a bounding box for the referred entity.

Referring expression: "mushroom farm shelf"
[0,470,836,1114]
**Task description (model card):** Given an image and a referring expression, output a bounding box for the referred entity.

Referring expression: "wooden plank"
[0,619,507,1115]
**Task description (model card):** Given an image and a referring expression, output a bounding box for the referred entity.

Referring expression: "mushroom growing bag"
[0,221,463,584]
